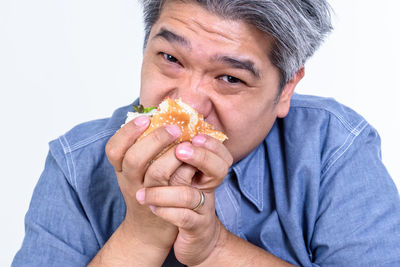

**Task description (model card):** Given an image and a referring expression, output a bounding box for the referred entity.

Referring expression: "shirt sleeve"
[311,125,400,266]
[12,149,100,266]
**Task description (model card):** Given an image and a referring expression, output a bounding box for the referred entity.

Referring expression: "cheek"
[219,112,255,155]
[221,107,277,162]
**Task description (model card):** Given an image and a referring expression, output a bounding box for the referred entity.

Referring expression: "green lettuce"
[133,104,157,113]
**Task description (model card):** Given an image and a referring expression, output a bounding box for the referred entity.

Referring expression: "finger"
[149,206,201,231]
[144,145,183,187]
[105,116,150,172]
[122,124,181,177]
[136,186,207,215]
[175,142,230,183]
[169,164,197,186]
[192,134,233,167]
[149,191,214,231]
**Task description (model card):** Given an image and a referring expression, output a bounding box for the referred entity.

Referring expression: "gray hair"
[139,0,333,90]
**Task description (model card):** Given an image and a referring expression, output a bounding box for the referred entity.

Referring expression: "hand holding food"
[105,115,182,255]
[129,99,233,266]
[126,98,231,189]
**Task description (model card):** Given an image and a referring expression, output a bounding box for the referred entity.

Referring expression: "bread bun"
[139,98,228,142]
[123,98,227,159]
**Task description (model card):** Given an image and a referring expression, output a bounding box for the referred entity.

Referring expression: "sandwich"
[124,98,228,144]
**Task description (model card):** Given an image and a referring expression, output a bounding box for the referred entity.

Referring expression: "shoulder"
[263,94,400,265]
[289,93,368,134]
[282,94,375,174]
[288,96,400,265]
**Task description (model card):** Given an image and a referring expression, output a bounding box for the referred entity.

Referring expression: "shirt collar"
[231,141,268,212]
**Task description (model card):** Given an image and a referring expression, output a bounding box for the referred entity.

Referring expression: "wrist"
[120,218,172,255]
[193,220,230,267]
[190,220,296,267]
[88,219,171,267]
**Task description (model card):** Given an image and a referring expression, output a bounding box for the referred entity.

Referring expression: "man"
[13,0,400,266]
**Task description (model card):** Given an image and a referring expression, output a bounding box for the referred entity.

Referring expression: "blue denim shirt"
[13,94,400,266]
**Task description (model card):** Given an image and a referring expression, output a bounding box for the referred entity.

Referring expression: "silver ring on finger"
[192,190,205,212]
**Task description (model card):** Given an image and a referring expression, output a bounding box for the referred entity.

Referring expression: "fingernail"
[176,143,193,159]
[134,116,150,127]
[165,124,181,138]
[149,205,156,213]
[192,135,206,146]
[136,188,145,204]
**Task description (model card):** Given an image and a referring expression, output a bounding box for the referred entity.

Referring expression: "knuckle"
[196,148,207,165]
[105,142,122,167]
[105,141,118,160]
[150,128,167,144]
[226,153,234,166]
[220,163,230,178]
[123,150,141,170]
[148,165,170,185]
[170,170,191,186]
[181,186,194,207]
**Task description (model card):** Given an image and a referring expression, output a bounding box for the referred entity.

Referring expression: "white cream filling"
[121,109,157,127]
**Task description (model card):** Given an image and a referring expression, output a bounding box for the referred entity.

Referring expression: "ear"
[276,66,305,118]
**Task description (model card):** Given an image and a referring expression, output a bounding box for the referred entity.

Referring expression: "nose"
[170,73,213,118]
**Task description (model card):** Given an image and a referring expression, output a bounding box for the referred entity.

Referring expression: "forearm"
[88,220,170,267]
[195,221,296,267]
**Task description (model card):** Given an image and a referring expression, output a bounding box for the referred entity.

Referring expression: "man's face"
[140,1,297,163]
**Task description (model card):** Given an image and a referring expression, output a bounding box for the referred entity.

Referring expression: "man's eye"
[162,53,179,64]
[220,75,243,84]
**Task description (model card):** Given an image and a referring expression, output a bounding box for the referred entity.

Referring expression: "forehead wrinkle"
[191,18,239,44]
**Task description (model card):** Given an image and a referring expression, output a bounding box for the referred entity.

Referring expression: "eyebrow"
[153,28,260,78]
[212,55,260,78]
[152,27,192,50]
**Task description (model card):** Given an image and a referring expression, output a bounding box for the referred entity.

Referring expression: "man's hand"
[106,116,185,251]
[136,134,233,266]
[90,116,207,266]
[137,187,222,266]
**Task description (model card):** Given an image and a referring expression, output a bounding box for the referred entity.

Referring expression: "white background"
[1,0,399,265]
